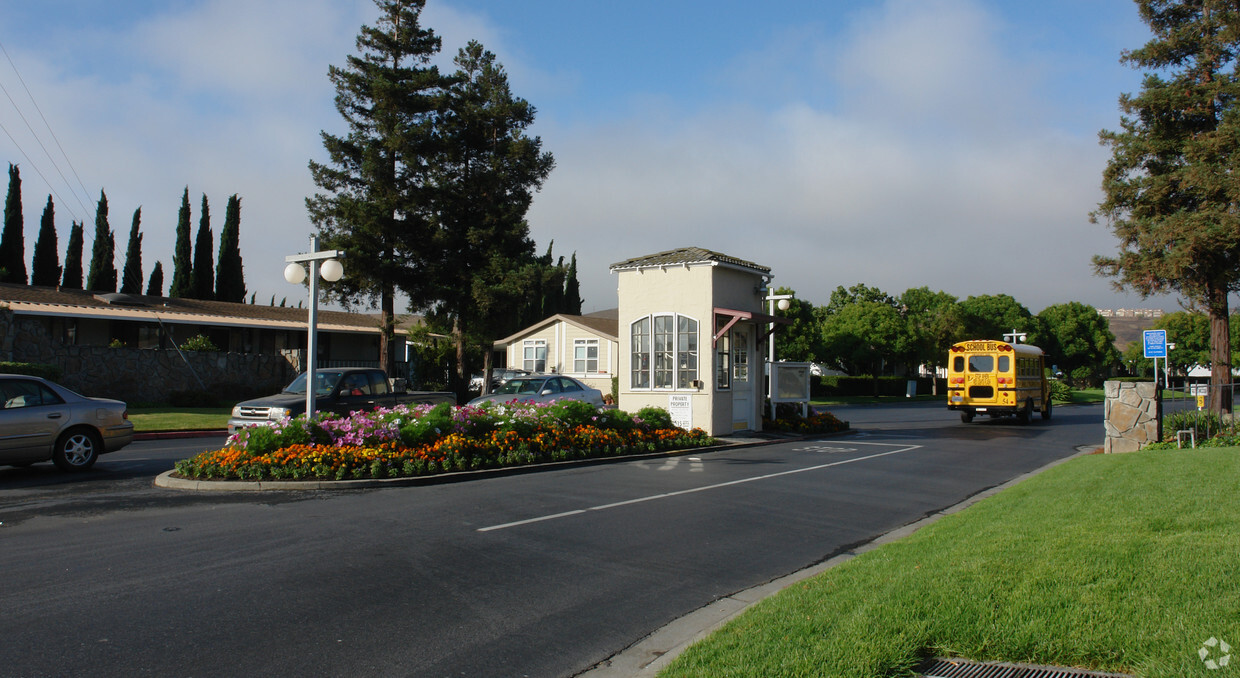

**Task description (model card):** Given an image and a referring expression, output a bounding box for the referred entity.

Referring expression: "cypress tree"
[191,194,213,299]
[1,163,27,284]
[85,190,117,292]
[563,252,582,314]
[214,194,245,302]
[120,208,144,294]
[31,195,61,286]
[61,221,83,289]
[169,188,193,298]
[146,261,164,296]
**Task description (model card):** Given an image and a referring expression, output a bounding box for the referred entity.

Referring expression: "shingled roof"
[609,247,771,275]
[0,283,421,333]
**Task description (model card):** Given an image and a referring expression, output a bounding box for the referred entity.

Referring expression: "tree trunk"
[481,346,494,396]
[453,315,466,394]
[380,285,395,377]
[1207,283,1232,414]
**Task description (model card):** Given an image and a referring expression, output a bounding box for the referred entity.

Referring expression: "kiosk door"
[731,328,754,431]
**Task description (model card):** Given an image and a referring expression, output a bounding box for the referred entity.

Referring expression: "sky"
[0,0,1188,316]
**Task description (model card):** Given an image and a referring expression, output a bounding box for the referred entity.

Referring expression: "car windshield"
[493,378,546,395]
[284,370,345,397]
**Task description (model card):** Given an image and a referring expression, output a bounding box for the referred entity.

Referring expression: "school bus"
[947,340,1051,423]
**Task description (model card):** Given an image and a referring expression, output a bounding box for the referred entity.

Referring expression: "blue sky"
[0,0,1182,315]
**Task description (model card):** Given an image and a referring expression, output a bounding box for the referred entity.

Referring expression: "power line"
[0,119,82,222]
[0,39,92,222]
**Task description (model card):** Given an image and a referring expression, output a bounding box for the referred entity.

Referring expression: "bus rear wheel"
[1017,399,1032,424]
[1041,399,1052,420]
[961,411,974,423]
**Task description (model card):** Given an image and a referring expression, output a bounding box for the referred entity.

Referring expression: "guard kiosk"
[610,247,789,436]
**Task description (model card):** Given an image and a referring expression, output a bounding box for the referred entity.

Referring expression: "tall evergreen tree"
[85,190,117,292]
[61,221,83,289]
[1,163,27,283]
[31,195,61,286]
[426,40,555,388]
[563,252,582,314]
[307,0,447,374]
[215,194,245,303]
[146,261,164,296]
[1093,0,1240,414]
[169,188,193,298]
[120,208,144,294]
[191,194,214,300]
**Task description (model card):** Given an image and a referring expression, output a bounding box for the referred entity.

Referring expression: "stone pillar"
[1104,381,1160,453]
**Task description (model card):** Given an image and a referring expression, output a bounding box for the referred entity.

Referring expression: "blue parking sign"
[1143,329,1167,358]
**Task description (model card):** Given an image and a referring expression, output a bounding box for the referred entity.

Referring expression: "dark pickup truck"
[227,367,455,434]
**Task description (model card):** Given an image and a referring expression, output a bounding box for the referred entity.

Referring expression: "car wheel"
[52,428,100,472]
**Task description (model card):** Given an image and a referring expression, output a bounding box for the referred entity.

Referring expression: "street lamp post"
[284,235,344,418]
[765,292,793,421]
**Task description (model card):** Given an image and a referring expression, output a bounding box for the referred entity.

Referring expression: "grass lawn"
[660,447,1240,678]
[127,407,231,432]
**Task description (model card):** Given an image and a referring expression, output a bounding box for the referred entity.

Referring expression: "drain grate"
[918,657,1133,678]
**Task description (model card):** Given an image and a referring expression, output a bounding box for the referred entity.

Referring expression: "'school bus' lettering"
[946,340,1052,424]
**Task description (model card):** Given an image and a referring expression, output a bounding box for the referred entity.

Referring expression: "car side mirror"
[541,389,553,396]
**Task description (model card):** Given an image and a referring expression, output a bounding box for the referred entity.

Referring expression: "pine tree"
[1093,0,1240,414]
[85,190,117,292]
[190,194,214,300]
[307,0,448,375]
[169,188,193,298]
[146,261,164,296]
[30,196,61,286]
[427,40,554,388]
[120,208,144,294]
[61,221,84,289]
[214,194,245,302]
[1,163,27,284]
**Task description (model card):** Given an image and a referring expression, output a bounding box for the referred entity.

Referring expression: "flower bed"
[175,399,716,481]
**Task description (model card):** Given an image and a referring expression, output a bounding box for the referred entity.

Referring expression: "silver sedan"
[467,374,604,407]
[0,374,135,471]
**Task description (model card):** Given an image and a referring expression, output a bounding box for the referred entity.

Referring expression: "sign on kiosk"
[1143,329,1167,358]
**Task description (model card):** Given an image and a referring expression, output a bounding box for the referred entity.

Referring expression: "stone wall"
[1104,380,1161,453]
[1,309,296,403]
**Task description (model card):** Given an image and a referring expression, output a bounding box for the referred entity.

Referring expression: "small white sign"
[668,394,692,430]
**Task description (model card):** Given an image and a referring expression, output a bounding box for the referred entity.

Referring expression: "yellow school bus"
[947,340,1050,423]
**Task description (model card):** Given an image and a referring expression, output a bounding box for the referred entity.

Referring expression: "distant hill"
[1098,309,1164,353]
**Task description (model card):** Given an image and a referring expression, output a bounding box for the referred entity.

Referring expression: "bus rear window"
[998,356,1010,372]
[953,356,964,372]
[968,356,993,372]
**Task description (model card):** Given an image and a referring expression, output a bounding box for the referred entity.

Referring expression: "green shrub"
[634,406,674,430]
[399,402,454,447]
[0,361,62,380]
[1048,379,1072,404]
[1162,410,1227,441]
[179,334,220,352]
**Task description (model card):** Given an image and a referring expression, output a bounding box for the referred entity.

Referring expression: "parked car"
[0,374,135,471]
[467,374,604,407]
[227,367,455,434]
[469,368,531,393]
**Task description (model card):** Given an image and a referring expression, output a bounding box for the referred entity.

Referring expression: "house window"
[631,318,651,388]
[523,340,547,373]
[574,338,599,373]
[716,331,731,390]
[733,333,749,383]
[631,314,698,390]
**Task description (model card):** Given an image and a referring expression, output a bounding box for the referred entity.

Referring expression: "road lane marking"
[477,442,920,532]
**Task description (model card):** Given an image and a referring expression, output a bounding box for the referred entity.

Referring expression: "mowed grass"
[127,407,231,432]
[660,448,1240,678]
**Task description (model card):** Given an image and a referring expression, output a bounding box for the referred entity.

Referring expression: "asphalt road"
[0,402,1104,678]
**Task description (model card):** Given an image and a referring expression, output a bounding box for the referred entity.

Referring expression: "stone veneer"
[1104,380,1161,453]
[1,308,295,403]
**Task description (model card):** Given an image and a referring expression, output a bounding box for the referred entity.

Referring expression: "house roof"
[0,283,422,334]
[609,247,772,276]
[493,313,619,347]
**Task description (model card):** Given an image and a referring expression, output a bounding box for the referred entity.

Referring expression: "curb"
[575,444,1098,677]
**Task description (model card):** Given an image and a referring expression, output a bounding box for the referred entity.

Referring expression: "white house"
[492,311,619,395]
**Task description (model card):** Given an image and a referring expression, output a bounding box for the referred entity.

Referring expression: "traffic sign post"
[1143,329,1167,442]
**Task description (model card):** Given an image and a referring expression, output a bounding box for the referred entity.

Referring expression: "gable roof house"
[491,310,619,395]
